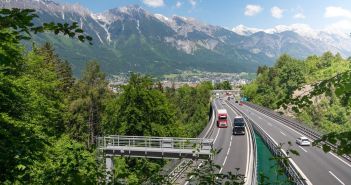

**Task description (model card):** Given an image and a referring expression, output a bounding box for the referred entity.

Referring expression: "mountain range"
[2,0,351,76]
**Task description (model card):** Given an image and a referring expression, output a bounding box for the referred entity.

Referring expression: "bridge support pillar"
[106,156,114,183]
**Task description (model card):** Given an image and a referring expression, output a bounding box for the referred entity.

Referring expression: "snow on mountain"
[232,23,350,40]
[154,13,170,22]
[232,24,318,38]
[232,24,263,36]
[1,0,351,75]
[232,24,351,56]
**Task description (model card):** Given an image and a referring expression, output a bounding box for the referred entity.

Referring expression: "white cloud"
[324,7,351,35]
[325,19,351,33]
[271,6,284,19]
[176,1,182,8]
[244,4,262,16]
[188,0,196,7]
[143,0,164,8]
[294,13,306,19]
[325,6,351,18]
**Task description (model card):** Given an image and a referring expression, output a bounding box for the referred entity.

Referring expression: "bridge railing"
[98,136,213,154]
[243,102,351,162]
[234,102,309,185]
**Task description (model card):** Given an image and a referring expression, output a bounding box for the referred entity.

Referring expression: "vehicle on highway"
[235,100,238,103]
[217,109,228,128]
[296,136,311,146]
[233,116,245,135]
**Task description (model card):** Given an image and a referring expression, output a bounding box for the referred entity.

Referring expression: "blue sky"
[56,0,351,31]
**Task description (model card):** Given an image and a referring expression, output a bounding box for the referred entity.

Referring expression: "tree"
[214,81,232,90]
[34,43,74,93]
[110,73,175,136]
[66,61,109,147]
[0,8,92,44]
[0,8,95,183]
[29,135,103,184]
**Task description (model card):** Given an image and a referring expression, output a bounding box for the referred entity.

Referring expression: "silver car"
[296,136,311,146]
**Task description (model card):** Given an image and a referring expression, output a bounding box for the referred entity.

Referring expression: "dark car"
[233,116,245,135]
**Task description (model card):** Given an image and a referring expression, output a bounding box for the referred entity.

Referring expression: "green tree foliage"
[243,52,351,158]
[29,135,103,184]
[103,73,175,136]
[214,80,232,90]
[0,8,103,184]
[66,61,109,147]
[0,7,239,184]
[0,8,92,44]
[101,76,213,183]
[0,42,105,183]
[167,81,213,137]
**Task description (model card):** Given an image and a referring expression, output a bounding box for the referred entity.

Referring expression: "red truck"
[217,109,228,128]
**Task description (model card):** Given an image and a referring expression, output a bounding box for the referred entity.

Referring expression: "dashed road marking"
[298,146,308,153]
[329,171,345,185]
[329,152,351,168]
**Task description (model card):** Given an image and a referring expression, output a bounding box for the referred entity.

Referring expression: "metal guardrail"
[226,100,257,185]
[232,102,308,185]
[253,121,308,185]
[244,102,321,140]
[243,102,351,162]
[170,102,216,184]
[98,136,214,158]
[167,159,193,183]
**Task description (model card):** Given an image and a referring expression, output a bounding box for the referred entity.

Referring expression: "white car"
[296,136,311,146]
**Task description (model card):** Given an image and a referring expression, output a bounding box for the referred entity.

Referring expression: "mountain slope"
[2,0,351,76]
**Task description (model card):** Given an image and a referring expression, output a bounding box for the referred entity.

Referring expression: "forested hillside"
[242,52,351,133]
[0,8,213,184]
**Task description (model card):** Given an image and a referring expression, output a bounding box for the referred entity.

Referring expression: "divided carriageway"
[233,100,351,185]
[175,98,256,185]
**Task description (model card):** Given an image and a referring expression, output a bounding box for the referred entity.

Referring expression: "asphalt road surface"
[233,101,351,185]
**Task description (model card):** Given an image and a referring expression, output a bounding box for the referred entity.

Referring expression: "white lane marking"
[203,107,216,138]
[298,146,308,153]
[245,105,305,139]
[242,109,313,185]
[245,127,250,180]
[329,152,351,168]
[222,156,228,166]
[219,136,233,173]
[213,100,218,110]
[280,131,286,136]
[219,110,234,173]
[225,103,251,181]
[329,171,345,185]
[258,116,262,119]
[213,127,221,143]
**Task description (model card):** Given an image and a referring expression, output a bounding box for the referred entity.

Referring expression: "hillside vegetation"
[242,52,351,133]
[0,8,213,184]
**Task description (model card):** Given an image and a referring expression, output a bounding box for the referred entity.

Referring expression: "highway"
[179,98,254,185]
[232,100,351,185]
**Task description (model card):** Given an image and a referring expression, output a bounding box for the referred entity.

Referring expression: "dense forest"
[0,9,213,184]
[242,53,351,133]
[3,7,351,185]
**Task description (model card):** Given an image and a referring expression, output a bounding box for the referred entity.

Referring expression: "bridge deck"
[98,136,214,159]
